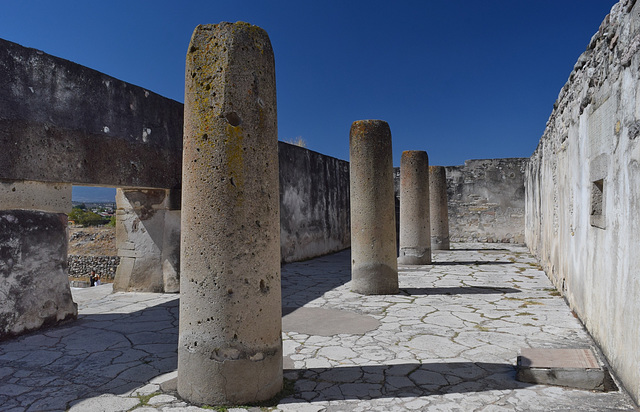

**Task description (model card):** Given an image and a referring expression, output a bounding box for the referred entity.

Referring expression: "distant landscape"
[72,186,116,202]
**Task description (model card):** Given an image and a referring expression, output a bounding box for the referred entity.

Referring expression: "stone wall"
[113,189,180,293]
[394,158,527,245]
[525,0,640,403]
[67,255,120,279]
[446,158,527,244]
[278,142,350,262]
[0,210,77,339]
[0,38,183,189]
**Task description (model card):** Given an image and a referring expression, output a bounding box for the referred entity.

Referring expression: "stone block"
[0,210,77,338]
[0,38,183,189]
[516,348,615,391]
[0,180,71,214]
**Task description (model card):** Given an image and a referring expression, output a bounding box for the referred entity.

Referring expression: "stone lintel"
[0,38,182,189]
[0,180,72,214]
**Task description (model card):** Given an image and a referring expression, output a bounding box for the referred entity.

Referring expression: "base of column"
[177,345,282,406]
[398,248,432,265]
[351,263,399,295]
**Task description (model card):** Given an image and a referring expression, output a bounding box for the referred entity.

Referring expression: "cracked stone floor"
[0,243,636,411]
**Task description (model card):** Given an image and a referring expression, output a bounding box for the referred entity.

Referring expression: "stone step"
[516,348,616,391]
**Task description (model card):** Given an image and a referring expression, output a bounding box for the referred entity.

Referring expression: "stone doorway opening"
[68,186,118,288]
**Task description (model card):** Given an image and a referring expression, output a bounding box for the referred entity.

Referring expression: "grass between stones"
[543,288,561,296]
[129,392,160,410]
[200,377,296,411]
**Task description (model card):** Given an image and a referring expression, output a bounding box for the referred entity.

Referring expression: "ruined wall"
[446,158,527,244]
[279,142,350,262]
[0,38,183,189]
[113,189,180,293]
[0,180,77,340]
[394,158,527,245]
[68,255,120,279]
[0,210,77,338]
[525,0,640,402]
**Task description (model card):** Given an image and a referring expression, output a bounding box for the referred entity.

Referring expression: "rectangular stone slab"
[519,348,600,369]
[516,348,613,391]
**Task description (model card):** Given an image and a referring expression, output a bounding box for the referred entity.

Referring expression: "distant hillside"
[72,186,116,202]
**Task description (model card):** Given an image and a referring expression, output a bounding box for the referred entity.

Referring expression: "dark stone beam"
[0,38,183,189]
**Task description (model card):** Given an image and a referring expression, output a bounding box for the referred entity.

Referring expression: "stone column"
[178,22,281,406]
[398,151,431,265]
[113,188,180,293]
[0,180,77,339]
[429,166,450,250]
[349,120,398,295]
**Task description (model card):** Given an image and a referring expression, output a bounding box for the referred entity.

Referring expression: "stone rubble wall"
[446,158,527,244]
[67,255,120,279]
[525,0,640,403]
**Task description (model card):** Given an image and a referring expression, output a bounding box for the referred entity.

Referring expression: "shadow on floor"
[432,261,515,266]
[0,299,178,411]
[280,362,532,403]
[443,248,510,252]
[281,249,352,310]
[400,286,521,296]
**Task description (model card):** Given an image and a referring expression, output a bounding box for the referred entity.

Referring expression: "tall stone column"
[0,180,77,339]
[398,151,431,265]
[349,120,398,295]
[178,23,281,405]
[429,166,450,250]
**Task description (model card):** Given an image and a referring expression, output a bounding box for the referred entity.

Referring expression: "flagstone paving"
[0,243,636,411]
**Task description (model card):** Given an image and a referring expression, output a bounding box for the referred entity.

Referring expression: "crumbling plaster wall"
[0,37,184,337]
[525,0,640,402]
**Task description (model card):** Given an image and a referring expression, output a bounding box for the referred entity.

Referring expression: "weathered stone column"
[429,166,450,250]
[0,180,77,339]
[113,188,180,293]
[349,120,398,295]
[178,23,281,405]
[398,151,431,265]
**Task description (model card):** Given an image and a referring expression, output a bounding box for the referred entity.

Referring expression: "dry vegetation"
[68,225,116,256]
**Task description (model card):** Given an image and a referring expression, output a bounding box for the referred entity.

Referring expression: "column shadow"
[400,286,521,296]
[279,362,532,404]
[281,249,352,309]
[431,261,515,266]
[0,299,178,411]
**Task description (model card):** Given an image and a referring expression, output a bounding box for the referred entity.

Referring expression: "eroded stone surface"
[178,22,282,405]
[0,210,77,339]
[429,166,450,250]
[398,151,431,265]
[349,120,398,295]
[113,188,180,293]
[525,0,640,404]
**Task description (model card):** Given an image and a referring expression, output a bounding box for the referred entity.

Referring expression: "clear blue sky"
[0,1,617,199]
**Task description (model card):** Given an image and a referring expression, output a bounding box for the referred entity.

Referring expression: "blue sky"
[1,1,617,200]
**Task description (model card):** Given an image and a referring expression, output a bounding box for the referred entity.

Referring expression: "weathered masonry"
[0,37,350,338]
[349,120,398,295]
[446,158,527,244]
[394,158,528,246]
[0,37,183,337]
[526,0,640,403]
[179,23,282,405]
